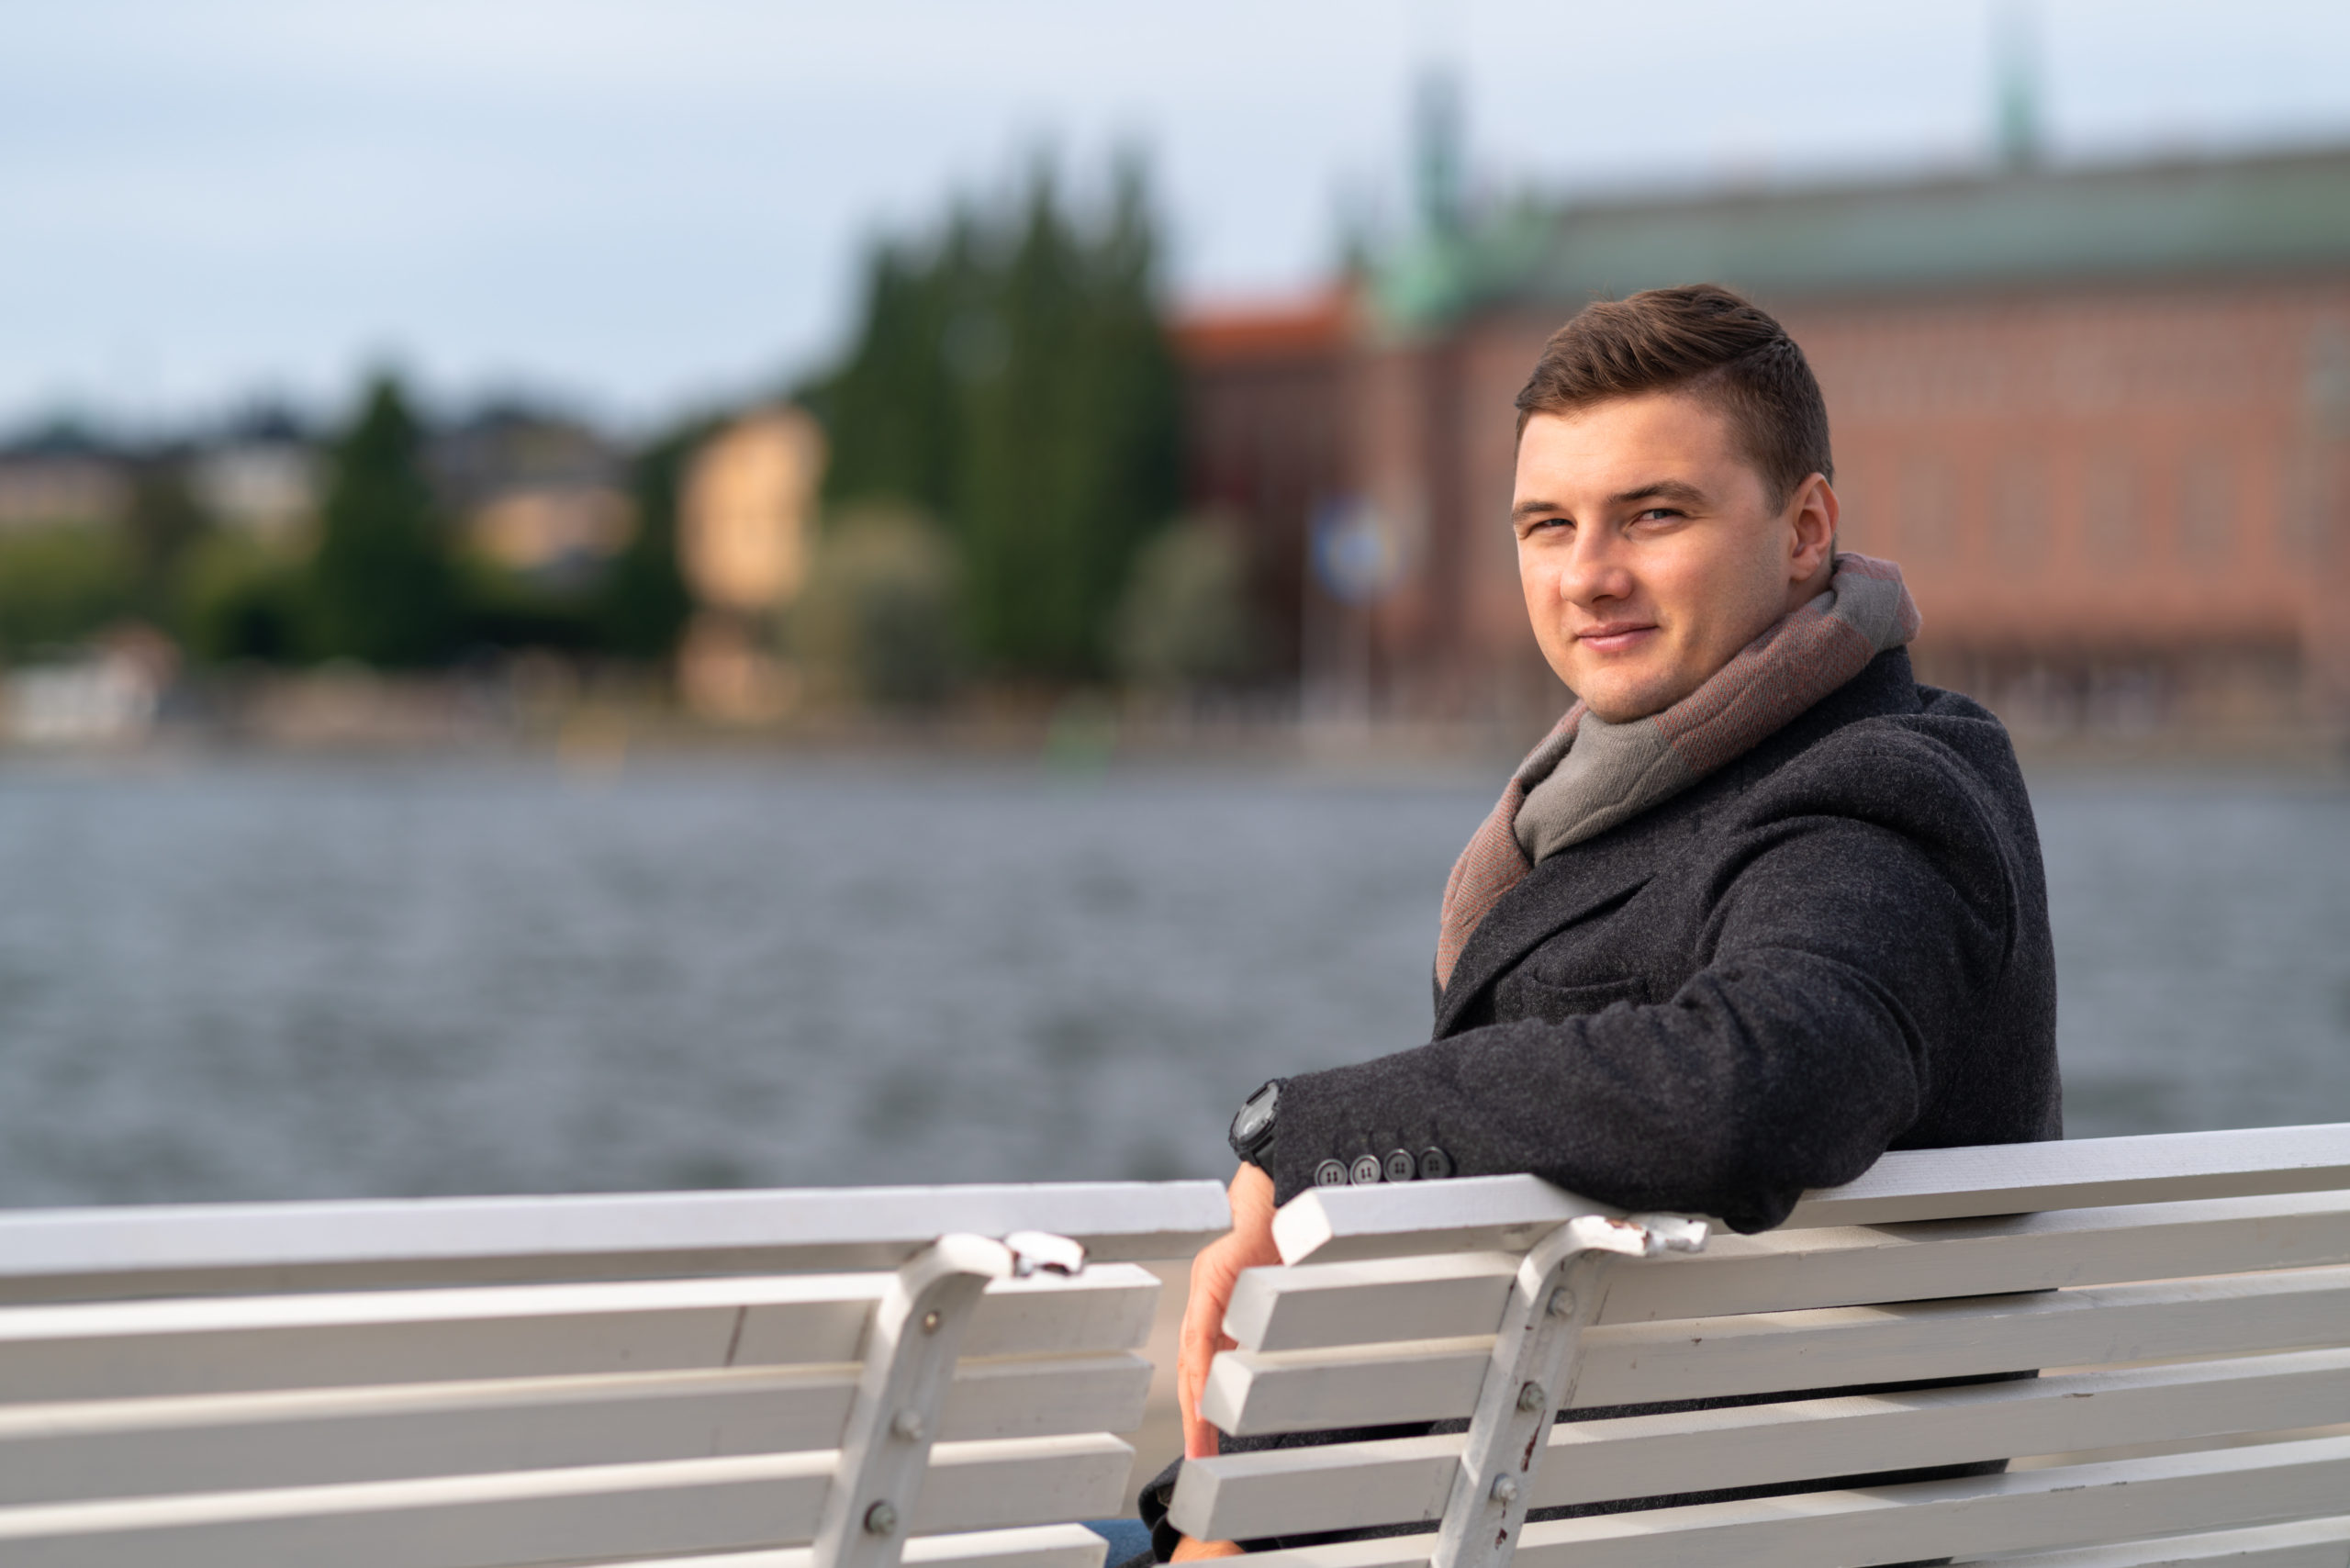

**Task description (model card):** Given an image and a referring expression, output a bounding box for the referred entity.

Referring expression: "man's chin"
[1572,672,1687,725]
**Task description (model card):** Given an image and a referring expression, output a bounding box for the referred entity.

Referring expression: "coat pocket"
[1492,973,1648,1025]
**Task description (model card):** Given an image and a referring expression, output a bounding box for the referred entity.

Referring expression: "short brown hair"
[1515,284,1832,503]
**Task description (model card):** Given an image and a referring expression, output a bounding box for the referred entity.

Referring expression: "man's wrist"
[1226,1077,1287,1166]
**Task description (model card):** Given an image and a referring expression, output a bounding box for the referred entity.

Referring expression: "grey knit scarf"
[1436,553,1921,988]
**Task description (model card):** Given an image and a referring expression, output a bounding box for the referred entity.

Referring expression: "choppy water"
[0,755,2343,1207]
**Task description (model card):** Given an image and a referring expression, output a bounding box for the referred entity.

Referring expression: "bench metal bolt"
[1544,1287,1574,1318]
[920,1310,942,1334]
[1516,1381,1547,1413]
[890,1408,925,1441]
[862,1501,898,1536]
[1488,1475,1519,1505]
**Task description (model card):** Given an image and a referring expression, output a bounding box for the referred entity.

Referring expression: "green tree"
[596,414,711,663]
[0,527,135,659]
[178,532,307,664]
[808,230,974,521]
[308,375,458,666]
[805,153,1182,678]
[121,450,211,629]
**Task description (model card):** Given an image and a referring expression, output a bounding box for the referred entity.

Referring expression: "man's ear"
[1786,473,1839,584]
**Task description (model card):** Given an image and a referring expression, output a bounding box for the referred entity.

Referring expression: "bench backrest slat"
[1269,1126,2350,1263]
[0,1351,1150,1508]
[1204,1262,2350,1435]
[1782,1124,2350,1226]
[1521,1436,2350,1568]
[0,1434,1135,1568]
[0,1267,1157,1404]
[1183,1437,2350,1568]
[0,1181,1231,1304]
[1229,1188,2350,1350]
[620,1521,1121,1568]
[1181,1347,2350,1541]
[1985,1518,2350,1568]
[1597,1188,2350,1323]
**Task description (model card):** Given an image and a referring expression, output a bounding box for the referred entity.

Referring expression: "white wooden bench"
[0,1180,1229,1567]
[1171,1123,2350,1568]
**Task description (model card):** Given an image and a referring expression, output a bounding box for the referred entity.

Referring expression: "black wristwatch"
[1227,1079,1287,1165]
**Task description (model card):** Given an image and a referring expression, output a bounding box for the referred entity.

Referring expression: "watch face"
[1233,1083,1278,1143]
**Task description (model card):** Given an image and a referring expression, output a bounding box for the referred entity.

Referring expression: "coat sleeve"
[1259,744,2018,1233]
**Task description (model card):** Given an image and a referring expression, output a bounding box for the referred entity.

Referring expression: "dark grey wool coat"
[1263,645,2062,1230]
[1133,649,2061,1562]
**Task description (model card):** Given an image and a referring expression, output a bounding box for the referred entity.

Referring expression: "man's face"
[1512,391,1837,723]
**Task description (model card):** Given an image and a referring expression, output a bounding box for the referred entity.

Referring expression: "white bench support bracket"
[1428,1212,1707,1568]
[813,1229,1090,1568]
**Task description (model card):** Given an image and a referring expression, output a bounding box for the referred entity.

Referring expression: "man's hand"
[1179,1163,1281,1460]
[1170,1162,1280,1560]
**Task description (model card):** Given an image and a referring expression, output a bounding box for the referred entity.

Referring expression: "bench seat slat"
[1215,1434,2350,1568]
[0,1266,1158,1404]
[1174,1348,2350,1540]
[0,1351,1150,1505]
[1230,1191,2350,1353]
[0,1434,1132,1567]
[1205,1265,2350,1434]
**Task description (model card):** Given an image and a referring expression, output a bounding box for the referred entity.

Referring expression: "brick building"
[1169,294,1352,685]
[1176,146,2350,732]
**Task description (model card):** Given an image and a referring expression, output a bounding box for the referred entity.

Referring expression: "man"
[1145,283,2061,1561]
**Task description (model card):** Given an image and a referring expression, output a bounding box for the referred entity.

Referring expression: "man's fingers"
[1180,1362,1212,1458]
[1179,1169,1282,1464]
[1169,1535,1246,1560]
[1180,1253,1237,1460]
[1184,1241,1240,1457]
[1181,1328,1237,1458]
[1178,1318,1217,1458]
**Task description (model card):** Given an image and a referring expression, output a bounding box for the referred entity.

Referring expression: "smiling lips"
[1574,622,1659,654]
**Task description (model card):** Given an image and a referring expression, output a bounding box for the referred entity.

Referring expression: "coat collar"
[1432,826,1658,1036]
[1430,647,1923,1037]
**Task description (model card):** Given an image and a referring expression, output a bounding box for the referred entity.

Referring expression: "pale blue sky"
[7,0,2350,434]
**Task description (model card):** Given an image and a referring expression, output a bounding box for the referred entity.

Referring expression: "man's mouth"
[1574,622,1659,655]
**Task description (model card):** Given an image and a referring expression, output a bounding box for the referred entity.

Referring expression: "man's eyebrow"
[1610,479,1709,507]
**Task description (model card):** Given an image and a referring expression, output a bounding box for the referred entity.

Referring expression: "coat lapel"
[1432,826,1657,1036]
[1430,650,1922,1037]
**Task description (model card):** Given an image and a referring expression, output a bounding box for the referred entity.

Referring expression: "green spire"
[1996,3,2044,173]
[1414,66,1464,238]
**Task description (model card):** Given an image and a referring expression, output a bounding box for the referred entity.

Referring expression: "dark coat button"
[1314,1159,1348,1188]
[1383,1148,1417,1182]
[1349,1153,1383,1185]
[1417,1147,1453,1180]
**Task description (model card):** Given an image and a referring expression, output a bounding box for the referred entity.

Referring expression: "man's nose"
[1559,531,1633,606]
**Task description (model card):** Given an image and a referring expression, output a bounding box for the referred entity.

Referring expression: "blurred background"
[1,0,2346,1209]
